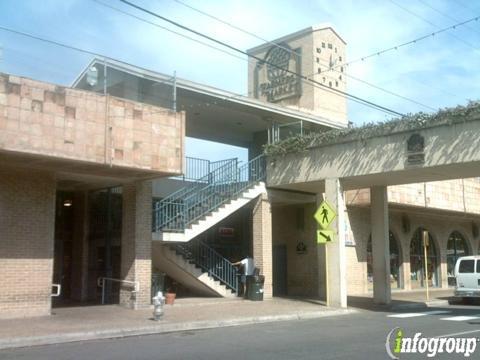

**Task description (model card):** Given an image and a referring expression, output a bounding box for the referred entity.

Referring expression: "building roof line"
[247,24,347,54]
[72,57,346,129]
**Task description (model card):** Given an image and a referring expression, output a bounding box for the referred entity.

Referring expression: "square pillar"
[120,181,152,309]
[371,186,391,304]
[252,193,273,299]
[324,178,347,308]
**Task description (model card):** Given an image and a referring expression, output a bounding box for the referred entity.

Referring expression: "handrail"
[153,157,240,231]
[174,240,238,293]
[153,155,265,232]
[51,284,61,297]
[97,277,139,305]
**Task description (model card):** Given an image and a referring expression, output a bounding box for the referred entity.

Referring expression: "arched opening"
[367,231,401,290]
[410,228,439,288]
[447,231,469,286]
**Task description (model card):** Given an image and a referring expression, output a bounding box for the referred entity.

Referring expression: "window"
[339,75,342,81]
[322,42,325,48]
[335,81,338,87]
[341,67,344,73]
[447,231,469,286]
[316,57,320,63]
[410,228,438,288]
[318,68,321,74]
[328,43,332,49]
[335,47,337,53]
[339,56,342,62]
[329,81,332,87]
[322,77,326,83]
[459,260,475,273]
[316,47,321,53]
[477,260,480,273]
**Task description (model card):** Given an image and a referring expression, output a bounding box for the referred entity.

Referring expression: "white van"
[454,256,480,298]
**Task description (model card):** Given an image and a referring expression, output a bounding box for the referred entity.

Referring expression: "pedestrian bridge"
[267,103,480,192]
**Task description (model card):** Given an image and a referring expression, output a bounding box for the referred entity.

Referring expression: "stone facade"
[0,167,55,318]
[0,73,185,176]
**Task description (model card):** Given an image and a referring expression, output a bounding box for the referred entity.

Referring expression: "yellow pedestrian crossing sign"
[314,201,336,229]
[317,230,334,244]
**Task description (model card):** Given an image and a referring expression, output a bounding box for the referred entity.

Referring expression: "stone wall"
[346,179,480,214]
[0,73,184,175]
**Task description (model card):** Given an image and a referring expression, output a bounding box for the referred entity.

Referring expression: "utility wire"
[389,0,479,51]
[417,0,480,37]
[338,13,480,69]
[119,0,405,117]
[302,56,436,111]
[92,0,245,63]
[172,0,302,59]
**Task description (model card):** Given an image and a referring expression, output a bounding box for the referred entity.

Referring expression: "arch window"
[410,228,439,288]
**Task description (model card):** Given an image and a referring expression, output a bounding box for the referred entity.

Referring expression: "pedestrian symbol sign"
[314,201,336,229]
[317,230,334,244]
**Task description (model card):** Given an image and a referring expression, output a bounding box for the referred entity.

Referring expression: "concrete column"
[371,186,391,304]
[252,193,273,299]
[324,178,347,308]
[120,181,152,309]
[70,191,89,301]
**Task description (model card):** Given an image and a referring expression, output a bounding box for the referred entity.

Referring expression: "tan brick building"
[2,24,479,319]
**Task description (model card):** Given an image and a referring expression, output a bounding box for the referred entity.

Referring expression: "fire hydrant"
[152,291,165,321]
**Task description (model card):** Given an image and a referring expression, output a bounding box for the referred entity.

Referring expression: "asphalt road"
[2,303,480,360]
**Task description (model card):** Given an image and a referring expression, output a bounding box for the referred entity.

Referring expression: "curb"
[0,309,355,350]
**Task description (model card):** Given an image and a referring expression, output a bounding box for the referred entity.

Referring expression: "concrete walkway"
[0,298,353,350]
[348,288,455,311]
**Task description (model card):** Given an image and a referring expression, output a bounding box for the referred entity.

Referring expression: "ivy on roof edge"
[263,101,480,156]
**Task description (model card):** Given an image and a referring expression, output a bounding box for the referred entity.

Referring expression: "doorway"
[273,245,288,296]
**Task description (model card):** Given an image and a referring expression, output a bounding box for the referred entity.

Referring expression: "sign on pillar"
[314,200,337,306]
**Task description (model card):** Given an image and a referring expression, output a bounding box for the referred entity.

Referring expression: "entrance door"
[273,245,287,296]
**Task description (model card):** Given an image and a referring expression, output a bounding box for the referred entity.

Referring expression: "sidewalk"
[0,298,354,350]
[348,288,455,311]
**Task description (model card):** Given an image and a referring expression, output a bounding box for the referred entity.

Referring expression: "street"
[2,303,480,360]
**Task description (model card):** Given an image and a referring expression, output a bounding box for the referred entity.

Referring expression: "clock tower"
[247,24,347,127]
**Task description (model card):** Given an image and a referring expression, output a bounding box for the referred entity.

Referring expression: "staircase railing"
[153,158,239,231]
[153,155,266,232]
[174,240,238,293]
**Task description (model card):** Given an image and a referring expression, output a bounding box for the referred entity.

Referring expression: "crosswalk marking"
[440,316,480,322]
[388,310,450,318]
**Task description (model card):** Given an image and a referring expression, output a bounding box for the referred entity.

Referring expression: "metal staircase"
[152,154,266,241]
[173,240,239,294]
[152,155,265,295]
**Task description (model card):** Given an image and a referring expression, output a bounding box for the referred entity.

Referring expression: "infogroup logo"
[385,327,478,359]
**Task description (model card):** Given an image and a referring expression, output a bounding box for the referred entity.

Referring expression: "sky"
[0,0,479,162]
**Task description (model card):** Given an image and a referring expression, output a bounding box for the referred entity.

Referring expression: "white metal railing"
[51,284,61,297]
[97,277,139,305]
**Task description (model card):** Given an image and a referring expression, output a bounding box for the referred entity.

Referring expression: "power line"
[417,0,480,37]
[92,0,246,63]
[172,0,302,60]
[389,0,480,51]
[338,13,480,69]
[119,0,405,117]
[305,57,436,111]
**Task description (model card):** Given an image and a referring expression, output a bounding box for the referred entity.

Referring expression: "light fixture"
[63,199,73,207]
